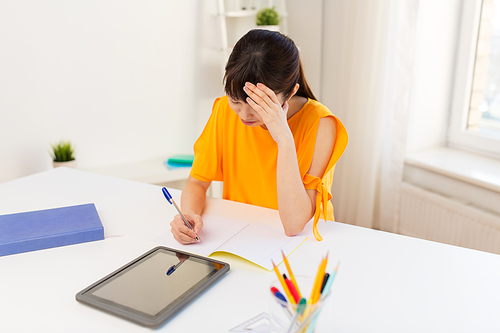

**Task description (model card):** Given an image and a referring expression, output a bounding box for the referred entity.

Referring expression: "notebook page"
[215,222,307,270]
[150,215,248,256]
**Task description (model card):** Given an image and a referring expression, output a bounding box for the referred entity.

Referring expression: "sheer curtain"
[321,0,419,231]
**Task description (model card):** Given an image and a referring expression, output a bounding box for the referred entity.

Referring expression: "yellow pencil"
[281,250,302,299]
[313,252,329,303]
[308,252,329,305]
[272,260,296,305]
[312,257,328,303]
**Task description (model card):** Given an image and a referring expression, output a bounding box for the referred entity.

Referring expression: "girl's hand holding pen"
[170,214,203,244]
[162,187,203,244]
[243,82,294,146]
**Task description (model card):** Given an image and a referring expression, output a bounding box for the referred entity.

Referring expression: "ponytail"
[296,59,317,101]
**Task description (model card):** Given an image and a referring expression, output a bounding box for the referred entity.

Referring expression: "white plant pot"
[257,25,280,32]
[53,160,77,169]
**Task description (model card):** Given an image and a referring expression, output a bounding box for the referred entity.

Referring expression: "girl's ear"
[281,84,301,106]
[288,83,300,100]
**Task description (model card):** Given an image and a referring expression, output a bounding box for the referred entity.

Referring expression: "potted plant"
[51,140,77,168]
[256,7,280,32]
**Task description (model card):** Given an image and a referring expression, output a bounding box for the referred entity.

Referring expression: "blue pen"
[271,287,293,317]
[162,187,201,243]
[166,261,185,276]
[271,287,288,303]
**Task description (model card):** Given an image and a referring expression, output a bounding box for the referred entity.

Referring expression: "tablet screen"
[78,247,228,324]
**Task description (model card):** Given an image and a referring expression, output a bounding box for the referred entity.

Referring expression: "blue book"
[0,203,104,257]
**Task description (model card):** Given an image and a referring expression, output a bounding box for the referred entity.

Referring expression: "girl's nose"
[239,104,254,120]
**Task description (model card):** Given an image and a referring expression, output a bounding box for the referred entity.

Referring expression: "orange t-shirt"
[191,96,348,240]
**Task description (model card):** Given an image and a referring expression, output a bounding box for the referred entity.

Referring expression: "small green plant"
[51,140,75,162]
[256,7,280,26]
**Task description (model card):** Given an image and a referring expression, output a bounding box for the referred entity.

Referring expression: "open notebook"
[150,215,308,270]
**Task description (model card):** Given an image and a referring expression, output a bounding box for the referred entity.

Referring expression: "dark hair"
[224,29,317,102]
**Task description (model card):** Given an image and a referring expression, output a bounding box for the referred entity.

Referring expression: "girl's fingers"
[246,97,274,125]
[170,216,198,244]
[192,216,204,234]
[244,87,268,114]
[244,82,279,111]
[173,227,197,244]
[246,84,275,109]
[246,97,269,122]
[170,226,193,244]
[282,100,290,114]
[256,83,281,105]
[246,96,265,116]
[180,224,198,238]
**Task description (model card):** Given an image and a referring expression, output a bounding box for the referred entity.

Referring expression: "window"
[448,0,500,157]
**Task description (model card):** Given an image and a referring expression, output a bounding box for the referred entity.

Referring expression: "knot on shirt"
[303,174,332,241]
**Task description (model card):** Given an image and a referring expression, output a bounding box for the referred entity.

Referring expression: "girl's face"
[228,97,264,127]
[228,92,286,127]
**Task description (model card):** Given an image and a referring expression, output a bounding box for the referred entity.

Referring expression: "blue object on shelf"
[164,154,194,170]
[0,203,104,257]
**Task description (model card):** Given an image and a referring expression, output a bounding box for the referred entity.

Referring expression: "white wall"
[0,1,224,183]
[287,0,323,100]
[0,0,327,184]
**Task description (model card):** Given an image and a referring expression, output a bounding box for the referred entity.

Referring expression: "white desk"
[1,168,500,332]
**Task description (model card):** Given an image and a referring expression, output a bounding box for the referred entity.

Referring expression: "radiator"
[399,183,500,255]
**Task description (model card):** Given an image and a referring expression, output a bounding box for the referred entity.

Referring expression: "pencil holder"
[268,276,331,333]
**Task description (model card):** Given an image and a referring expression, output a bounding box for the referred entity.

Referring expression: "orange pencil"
[281,250,302,299]
[308,252,329,305]
[271,260,296,305]
[312,253,329,303]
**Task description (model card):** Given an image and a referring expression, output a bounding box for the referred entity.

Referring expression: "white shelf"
[84,158,224,198]
[216,0,289,77]
[83,157,191,185]
[224,10,258,17]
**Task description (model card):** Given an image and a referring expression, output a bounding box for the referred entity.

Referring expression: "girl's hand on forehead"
[243,82,294,146]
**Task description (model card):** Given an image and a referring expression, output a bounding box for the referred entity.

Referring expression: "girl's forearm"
[276,140,315,236]
[180,176,209,216]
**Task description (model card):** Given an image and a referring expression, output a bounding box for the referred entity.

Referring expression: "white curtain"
[321,0,419,231]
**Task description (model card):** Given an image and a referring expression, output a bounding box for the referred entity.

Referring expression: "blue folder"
[0,203,104,257]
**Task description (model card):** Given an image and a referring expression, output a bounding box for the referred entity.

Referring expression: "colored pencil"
[272,260,296,305]
[305,262,340,333]
[282,250,302,299]
[284,274,300,303]
[309,252,328,305]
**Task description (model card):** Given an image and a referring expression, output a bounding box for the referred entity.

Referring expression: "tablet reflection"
[166,253,190,276]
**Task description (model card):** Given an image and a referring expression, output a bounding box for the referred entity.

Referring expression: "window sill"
[404,147,500,216]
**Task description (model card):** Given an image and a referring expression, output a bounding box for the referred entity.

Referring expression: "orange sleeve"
[190,98,224,182]
[303,115,348,241]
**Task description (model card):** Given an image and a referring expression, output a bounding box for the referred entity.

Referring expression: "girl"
[170,29,347,244]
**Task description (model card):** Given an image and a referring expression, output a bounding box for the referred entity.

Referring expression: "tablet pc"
[76,246,230,327]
